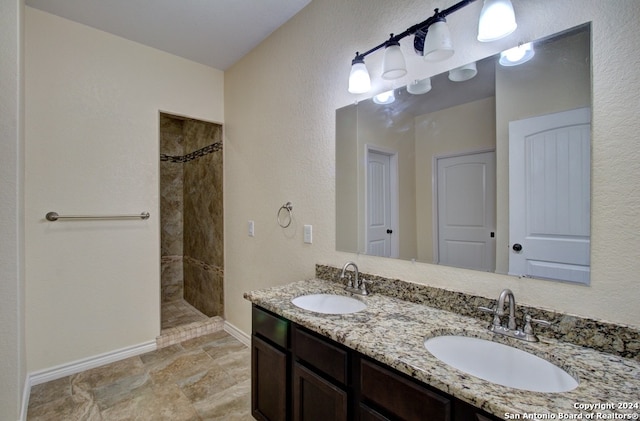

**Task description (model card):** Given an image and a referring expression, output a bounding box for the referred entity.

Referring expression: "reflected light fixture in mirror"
[373,90,396,104]
[499,42,535,66]
[449,61,478,81]
[347,0,517,94]
[407,77,433,95]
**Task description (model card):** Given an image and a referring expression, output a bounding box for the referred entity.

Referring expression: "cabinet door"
[360,358,451,421]
[252,336,288,421]
[293,362,348,421]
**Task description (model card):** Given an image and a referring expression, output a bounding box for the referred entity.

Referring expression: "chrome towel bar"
[45,211,150,221]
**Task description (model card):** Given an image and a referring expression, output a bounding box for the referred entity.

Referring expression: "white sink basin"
[424,335,578,393]
[291,294,366,314]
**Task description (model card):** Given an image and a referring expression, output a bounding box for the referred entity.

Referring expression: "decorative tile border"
[184,256,224,278]
[316,264,640,360]
[160,141,222,163]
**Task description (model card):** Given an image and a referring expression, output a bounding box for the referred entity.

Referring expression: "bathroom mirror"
[336,23,591,284]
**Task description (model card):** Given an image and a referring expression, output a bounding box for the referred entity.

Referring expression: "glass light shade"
[448,61,477,82]
[373,90,395,105]
[423,20,454,62]
[382,44,407,80]
[477,0,517,42]
[499,43,534,66]
[406,78,432,95]
[348,61,371,94]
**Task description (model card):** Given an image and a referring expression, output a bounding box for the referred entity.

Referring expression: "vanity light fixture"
[382,38,408,80]
[477,0,517,42]
[499,42,535,66]
[348,56,372,94]
[347,0,517,94]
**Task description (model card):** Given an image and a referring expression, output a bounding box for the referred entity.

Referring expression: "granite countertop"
[244,278,640,419]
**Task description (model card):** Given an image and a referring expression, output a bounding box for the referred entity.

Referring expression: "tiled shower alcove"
[159,113,224,346]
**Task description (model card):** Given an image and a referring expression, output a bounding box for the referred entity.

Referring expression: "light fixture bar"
[351,0,478,64]
[348,0,517,94]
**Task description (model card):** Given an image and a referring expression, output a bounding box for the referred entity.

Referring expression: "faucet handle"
[478,306,501,328]
[478,306,495,314]
[523,314,551,334]
[360,278,371,295]
[342,273,353,288]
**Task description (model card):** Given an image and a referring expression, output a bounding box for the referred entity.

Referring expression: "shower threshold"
[158,299,224,348]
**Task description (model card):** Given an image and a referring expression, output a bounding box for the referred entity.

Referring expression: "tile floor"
[27,330,252,420]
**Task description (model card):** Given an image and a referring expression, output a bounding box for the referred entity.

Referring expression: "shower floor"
[158,299,224,348]
[161,299,208,329]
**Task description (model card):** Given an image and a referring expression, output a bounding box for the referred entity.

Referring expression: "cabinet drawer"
[360,358,451,421]
[252,306,289,349]
[293,326,348,385]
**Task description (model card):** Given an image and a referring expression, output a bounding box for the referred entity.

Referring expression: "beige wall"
[225,0,640,335]
[1,0,25,417]
[24,7,224,372]
[415,97,496,263]
[357,108,417,259]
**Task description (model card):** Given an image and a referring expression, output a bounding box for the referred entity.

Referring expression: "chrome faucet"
[478,289,550,342]
[340,261,369,295]
[496,288,517,330]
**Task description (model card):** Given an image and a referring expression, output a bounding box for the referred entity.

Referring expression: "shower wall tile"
[184,152,223,266]
[160,115,185,301]
[161,256,183,303]
[183,257,224,318]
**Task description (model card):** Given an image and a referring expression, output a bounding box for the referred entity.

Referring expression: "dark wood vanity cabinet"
[292,324,351,421]
[252,306,290,421]
[251,305,501,421]
[358,356,502,421]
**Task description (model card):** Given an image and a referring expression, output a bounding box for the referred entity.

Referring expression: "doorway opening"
[159,112,224,345]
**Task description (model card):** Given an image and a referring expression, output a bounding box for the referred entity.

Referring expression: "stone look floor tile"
[27,331,250,421]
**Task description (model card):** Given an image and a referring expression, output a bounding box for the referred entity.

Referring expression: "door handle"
[512,243,523,252]
[386,229,393,234]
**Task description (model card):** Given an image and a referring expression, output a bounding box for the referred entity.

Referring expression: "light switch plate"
[304,224,312,244]
[248,220,255,237]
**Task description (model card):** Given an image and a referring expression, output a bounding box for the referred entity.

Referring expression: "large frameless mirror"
[336,23,591,284]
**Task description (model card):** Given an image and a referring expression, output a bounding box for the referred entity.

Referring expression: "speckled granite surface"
[244,278,640,419]
[316,265,640,360]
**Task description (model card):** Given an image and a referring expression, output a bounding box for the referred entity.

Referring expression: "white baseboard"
[224,321,250,347]
[28,340,157,387]
[20,376,31,421]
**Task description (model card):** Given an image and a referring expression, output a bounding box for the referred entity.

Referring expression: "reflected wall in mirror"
[336,23,592,284]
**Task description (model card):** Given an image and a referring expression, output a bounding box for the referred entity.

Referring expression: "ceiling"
[25,0,311,70]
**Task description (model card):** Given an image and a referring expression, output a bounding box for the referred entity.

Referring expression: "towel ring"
[277,202,293,228]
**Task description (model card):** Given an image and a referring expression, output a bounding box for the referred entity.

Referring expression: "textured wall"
[224,0,640,336]
[25,7,224,372]
[0,0,25,417]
